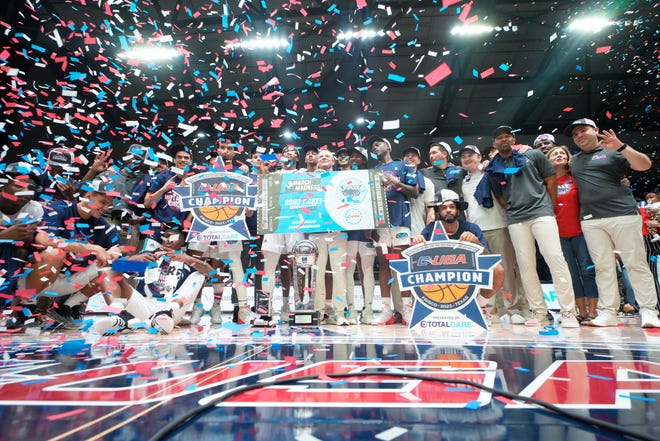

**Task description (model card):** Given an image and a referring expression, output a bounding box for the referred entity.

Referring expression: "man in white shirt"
[402,147,435,236]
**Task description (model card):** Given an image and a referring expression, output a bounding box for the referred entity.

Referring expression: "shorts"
[131,272,204,323]
[188,239,243,257]
[375,226,411,248]
[260,233,305,255]
[20,264,100,297]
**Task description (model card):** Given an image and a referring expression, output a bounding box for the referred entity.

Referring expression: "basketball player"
[413,189,504,302]
[95,224,211,335]
[258,144,304,322]
[369,135,424,325]
[144,144,192,241]
[308,149,349,325]
[338,147,377,324]
[188,139,257,325]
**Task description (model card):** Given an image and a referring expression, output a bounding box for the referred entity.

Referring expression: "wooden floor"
[1,309,660,441]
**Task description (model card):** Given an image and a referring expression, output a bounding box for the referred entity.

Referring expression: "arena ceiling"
[1,0,658,193]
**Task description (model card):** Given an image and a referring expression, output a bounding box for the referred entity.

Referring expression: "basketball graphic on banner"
[420,284,470,304]
[198,205,240,222]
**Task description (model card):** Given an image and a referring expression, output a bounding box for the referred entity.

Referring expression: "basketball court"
[2,292,659,441]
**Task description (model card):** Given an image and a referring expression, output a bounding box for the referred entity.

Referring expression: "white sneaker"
[640,309,660,328]
[95,316,128,336]
[150,311,174,335]
[370,303,394,325]
[210,299,223,324]
[525,311,551,327]
[346,306,358,325]
[560,311,580,328]
[361,306,374,325]
[401,298,414,325]
[335,316,349,326]
[189,304,204,325]
[510,313,526,325]
[236,307,259,325]
[586,311,618,327]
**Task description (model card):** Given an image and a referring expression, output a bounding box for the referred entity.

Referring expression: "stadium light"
[227,38,289,50]
[450,24,494,36]
[118,47,181,62]
[567,16,614,33]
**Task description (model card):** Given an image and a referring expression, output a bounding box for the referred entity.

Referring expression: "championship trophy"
[289,239,320,326]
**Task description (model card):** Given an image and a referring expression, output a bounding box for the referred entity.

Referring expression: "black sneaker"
[46,305,80,330]
[70,304,84,321]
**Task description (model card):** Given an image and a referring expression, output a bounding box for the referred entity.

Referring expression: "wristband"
[616,144,628,152]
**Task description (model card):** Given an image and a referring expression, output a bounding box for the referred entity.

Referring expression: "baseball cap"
[346,146,368,160]
[402,146,421,158]
[366,135,392,151]
[563,118,597,136]
[434,189,468,211]
[47,148,74,166]
[127,143,148,161]
[302,143,319,154]
[88,179,114,195]
[458,145,481,156]
[492,125,514,139]
[428,141,453,157]
[1,162,41,185]
[533,134,556,147]
[282,144,299,156]
[169,144,190,158]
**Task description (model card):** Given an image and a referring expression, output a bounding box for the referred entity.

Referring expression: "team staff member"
[565,118,660,328]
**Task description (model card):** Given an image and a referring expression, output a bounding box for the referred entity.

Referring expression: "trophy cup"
[289,239,320,326]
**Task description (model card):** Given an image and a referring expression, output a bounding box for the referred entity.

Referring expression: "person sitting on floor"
[95,223,213,335]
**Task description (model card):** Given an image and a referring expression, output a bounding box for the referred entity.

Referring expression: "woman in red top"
[547,145,599,322]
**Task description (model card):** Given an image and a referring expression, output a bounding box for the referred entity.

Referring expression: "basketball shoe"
[189,303,204,325]
[149,310,175,335]
[95,311,133,336]
[525,311,551,327]
[236,306,259,325]
[370,303,394,325]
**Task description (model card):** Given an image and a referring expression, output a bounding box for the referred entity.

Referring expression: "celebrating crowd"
[1,117,659,334]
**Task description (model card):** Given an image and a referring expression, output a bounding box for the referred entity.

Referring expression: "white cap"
[533,133,556,147]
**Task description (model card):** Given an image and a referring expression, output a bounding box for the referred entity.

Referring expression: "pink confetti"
[596,46,611,54]
[480,67,495,79]
[563,107,574,112]
[458,1,478,24]
[425,62,452,86]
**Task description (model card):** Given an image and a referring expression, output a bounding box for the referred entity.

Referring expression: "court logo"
[173,172,257,242]
[389,222,501,332]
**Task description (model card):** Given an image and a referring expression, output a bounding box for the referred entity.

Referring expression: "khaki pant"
[581,215,659,314]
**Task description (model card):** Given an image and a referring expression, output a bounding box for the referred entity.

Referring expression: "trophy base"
[289,311,319,326]
[252,315,273,327]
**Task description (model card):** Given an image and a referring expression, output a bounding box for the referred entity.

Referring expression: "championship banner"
[389,222,501,335]
[257,170,389,234]
[173,171,257,242]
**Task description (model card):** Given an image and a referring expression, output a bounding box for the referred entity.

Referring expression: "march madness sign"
[389,222,501,335]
